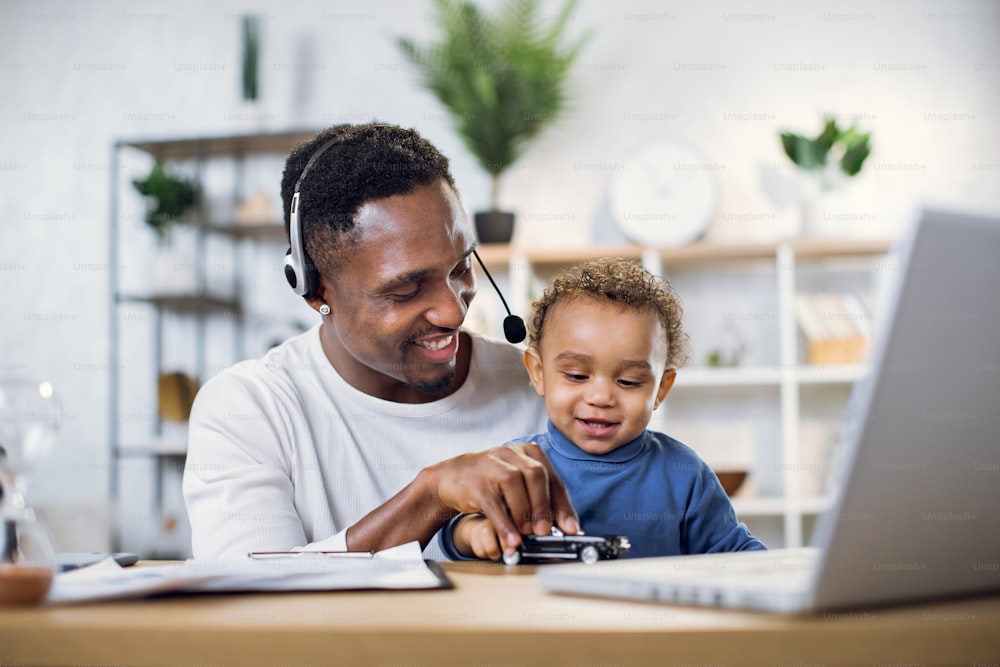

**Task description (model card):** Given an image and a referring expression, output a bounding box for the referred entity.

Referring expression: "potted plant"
[240,14,260,103]
[132,161,200,293]
[781,117,872,187]
[397,0,589,243]
[131,160,199,243]
[779,117,872,236]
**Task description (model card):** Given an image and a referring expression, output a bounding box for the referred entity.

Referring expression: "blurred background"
[1,0,998,558]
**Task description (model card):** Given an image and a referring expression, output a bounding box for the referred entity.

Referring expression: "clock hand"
[640,154,692,197]
[639,155,667,195]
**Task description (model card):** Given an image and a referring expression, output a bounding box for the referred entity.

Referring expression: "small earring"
[319,304,331,316]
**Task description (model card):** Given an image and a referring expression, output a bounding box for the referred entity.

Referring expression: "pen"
[247,550,375,560]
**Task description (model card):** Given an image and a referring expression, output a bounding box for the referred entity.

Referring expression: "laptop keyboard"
[709,550,817,577]
[621,548,820,583]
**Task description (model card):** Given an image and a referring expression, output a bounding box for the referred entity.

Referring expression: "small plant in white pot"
[132,160,199,243]
[132,160,200,293]
[779,117,872,237]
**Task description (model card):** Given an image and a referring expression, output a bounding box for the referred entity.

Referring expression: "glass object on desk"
[0,379,61,605]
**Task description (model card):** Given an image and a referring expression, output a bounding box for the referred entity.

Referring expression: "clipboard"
[47,542,453,604]
[424,559,454,590]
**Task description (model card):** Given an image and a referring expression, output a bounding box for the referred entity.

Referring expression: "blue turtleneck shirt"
[440,421,765,560]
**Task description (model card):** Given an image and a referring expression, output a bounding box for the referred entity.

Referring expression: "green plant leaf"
[840,134,872,176]
[781,132,826,170]
[132,161,199,240]
[815,118,839,152]
[837,125,863,148]
[241,15,260,102]
[780,117,873,177]
[397,0,588,209]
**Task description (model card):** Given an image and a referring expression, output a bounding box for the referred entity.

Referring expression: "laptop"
[539,207,1000,613]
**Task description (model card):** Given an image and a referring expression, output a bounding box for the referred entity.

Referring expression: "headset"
[283,135,527,344]
[283,136,339,300]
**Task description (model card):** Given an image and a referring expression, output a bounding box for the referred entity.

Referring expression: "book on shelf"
[793,291,871,365]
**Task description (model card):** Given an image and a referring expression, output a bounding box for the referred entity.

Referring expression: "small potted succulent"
[397,0,589,243]
[131,160,199,243]
[132,161,200,293]
[781,117,872,189]
[780,117,872,236]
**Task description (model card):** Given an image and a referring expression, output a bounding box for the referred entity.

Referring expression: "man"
[183,122,578,560]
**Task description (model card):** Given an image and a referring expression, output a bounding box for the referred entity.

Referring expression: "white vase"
[799,187,855,239]
[150,227,199,295]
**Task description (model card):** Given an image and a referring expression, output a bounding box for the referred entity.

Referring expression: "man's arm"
[183,372,312,558]
[186,368,576,558]
[346,443,579,557]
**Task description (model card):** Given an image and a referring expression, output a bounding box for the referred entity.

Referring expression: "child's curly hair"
[527,257,691,369]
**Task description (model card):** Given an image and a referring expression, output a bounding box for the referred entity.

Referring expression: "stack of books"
[793,292,872,365]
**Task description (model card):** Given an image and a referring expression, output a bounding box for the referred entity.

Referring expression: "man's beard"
[408,369,457,397]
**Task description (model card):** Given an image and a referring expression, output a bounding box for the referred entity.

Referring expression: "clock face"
[609,141,718,247]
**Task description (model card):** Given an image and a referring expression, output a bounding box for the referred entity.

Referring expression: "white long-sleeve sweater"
[182,324,546,560]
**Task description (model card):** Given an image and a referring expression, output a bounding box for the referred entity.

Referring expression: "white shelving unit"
[478,238,893,549]
[108,129,320,554]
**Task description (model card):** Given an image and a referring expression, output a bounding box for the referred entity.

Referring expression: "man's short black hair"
[280,122,457,277]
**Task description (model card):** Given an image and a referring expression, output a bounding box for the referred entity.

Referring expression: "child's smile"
[525,295,675,455]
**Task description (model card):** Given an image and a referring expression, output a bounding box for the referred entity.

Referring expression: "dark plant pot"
[474,211,515,245]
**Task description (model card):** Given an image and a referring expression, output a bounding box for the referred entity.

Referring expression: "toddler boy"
[441,257,765,560]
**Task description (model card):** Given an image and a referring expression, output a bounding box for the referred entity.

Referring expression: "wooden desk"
[1,561,998,666]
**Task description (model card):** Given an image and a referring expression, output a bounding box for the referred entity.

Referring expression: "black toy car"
[502,527,630,565]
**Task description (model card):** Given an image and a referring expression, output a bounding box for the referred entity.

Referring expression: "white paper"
[46,541,443,605]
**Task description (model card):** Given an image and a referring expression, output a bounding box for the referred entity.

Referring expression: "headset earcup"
[284,248,301,291]
[285,247,318,299]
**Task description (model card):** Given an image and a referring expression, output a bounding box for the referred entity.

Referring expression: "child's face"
[524,296,675,455]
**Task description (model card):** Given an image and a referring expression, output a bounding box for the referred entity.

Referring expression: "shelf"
[508,238,892,269]
[732,495,834,517]
[109,129,323,555]
[119,439,187,458]
[797,365,869,384]
[792,238,894,259]
[514,244,644,266]
[319,238,892,272]
[731,496,786,516]
[473,243,515,266]
[118,293,241,315]
[658,242,784,264]
[119,129,322,161]
[799,495,835,515]
[675,367,782,387]
[674,364,869,388]
[493,237,892,550]
[208,222,287,242]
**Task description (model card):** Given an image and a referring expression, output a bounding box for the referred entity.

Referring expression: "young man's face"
[318,179,478,402]
[524,296,675,455]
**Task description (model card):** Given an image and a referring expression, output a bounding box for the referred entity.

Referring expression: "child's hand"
[453,513,505,561]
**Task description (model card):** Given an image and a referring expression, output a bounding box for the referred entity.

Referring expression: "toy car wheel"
[503,550,521,566]
[580,545,599,565]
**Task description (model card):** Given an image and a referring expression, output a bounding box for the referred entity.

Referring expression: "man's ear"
[304,276,331,316]
[653,369,676,410]
[523,348,545,397]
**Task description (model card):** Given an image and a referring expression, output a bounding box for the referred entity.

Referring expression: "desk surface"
[1,560,998,667]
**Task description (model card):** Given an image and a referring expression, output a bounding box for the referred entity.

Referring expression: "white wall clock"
[609,140,718,247]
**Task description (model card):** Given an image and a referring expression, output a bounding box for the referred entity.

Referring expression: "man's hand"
[424,442,578,556]
[344,442,577,555]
